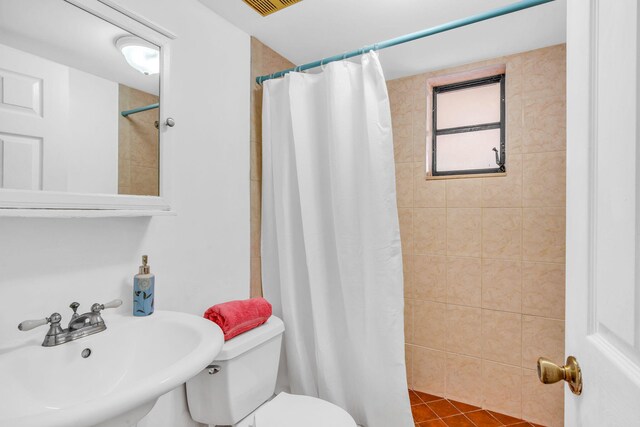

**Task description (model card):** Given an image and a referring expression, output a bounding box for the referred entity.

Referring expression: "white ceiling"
[200,0,566,80]
[0,0,159,95]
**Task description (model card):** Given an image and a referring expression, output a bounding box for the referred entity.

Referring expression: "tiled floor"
[409,389,545,427]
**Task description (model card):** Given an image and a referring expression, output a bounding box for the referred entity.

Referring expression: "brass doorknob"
[537,356,582,395]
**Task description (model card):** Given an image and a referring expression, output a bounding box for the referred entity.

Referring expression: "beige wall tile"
[405,299,414,344]
[523,95,566,154]
[506,95,523,155]
[446,179,483,207]
[522,315,565,369]
[446,304,482,357]
[393,121,413,163]
[415,163,446,207]
[414,301,446,350]
[447,208,482,257]
[403,255,415,299]
[406,344,414,389]
[522,262,565,319]
[411,74,428,104]
[398,208,414,255]
[414,255,447,302]
[250,137,262,181]
[251,87,262,144]
[250,257,262,298]
[413,102,427,162]
[482,208,523,260]
[482,258,522,313]
[482,360,522,419]
[129,165,158,196]
[522,368,564,427]
[522,45,566,102]
[523,151,566,207]
[445,353,482,406]
[503,48,525,157]
[395,162,414,207]
[447,256,482,307]
[505,55,523,100]
[129,126,159,169]
[250,180,262,258]
[414,208,447,255]
[523,207,566,263]
[482,309,522,366]
[482,154,523,208]
[413,346,446,396]
[389,78,412,114]
[391,112,413,142]
[118,157,130,190]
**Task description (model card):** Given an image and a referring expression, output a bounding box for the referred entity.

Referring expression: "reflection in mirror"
[0,0,160,196]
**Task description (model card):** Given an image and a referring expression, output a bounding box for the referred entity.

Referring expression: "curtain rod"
[256,0,556,84]
[121,103,159,117]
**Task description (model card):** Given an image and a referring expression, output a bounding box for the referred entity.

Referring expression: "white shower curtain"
[261,52,412,427]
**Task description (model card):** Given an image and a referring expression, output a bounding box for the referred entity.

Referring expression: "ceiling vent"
[242,0,302,17]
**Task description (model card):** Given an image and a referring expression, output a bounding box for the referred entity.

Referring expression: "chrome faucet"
[18,299,122,347]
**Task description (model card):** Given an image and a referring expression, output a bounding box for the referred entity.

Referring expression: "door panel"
[0,133,42,190]
[0,68,43,117]
[0,43,68,191]
[566,0,640,425]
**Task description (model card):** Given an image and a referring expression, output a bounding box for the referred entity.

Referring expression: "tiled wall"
[249,38,295,298]
[118,84,159,196]
[392,44,566,427]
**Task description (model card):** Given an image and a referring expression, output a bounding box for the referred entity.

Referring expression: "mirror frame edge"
[0,0,175,217]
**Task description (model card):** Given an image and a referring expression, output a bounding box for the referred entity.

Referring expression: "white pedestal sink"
[0,311,223,427]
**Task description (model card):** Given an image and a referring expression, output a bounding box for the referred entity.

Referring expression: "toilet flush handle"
[207,364,221,375]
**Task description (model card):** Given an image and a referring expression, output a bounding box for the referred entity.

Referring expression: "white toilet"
[186,316,357,427]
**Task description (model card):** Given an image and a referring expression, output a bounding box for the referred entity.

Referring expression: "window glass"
[436,83,501,129]
[430,74,505,176]
[436,129,500,171]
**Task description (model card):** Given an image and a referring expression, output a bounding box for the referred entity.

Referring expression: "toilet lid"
[253,392,357,427]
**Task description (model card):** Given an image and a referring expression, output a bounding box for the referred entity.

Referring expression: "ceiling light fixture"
[115,36,159,76]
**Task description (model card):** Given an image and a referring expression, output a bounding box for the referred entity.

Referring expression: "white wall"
[0,1,250,426]
[67,67,119,194]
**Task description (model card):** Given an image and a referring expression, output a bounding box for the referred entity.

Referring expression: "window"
[431,74,505,176]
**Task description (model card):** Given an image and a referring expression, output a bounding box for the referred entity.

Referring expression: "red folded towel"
[204,297,273,341]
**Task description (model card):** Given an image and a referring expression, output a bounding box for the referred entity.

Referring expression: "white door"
[0,43,68,191]
[564,0,640,425]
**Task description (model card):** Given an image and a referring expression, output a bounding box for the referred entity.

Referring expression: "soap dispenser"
[133,255,154,316]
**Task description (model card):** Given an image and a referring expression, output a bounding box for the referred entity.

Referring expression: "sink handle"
[91,299,123,313]
[103,299,123,309]
[18,313,62,331]
[18,318,49,331]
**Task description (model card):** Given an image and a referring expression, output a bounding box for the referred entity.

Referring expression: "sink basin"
[0,311,223,427]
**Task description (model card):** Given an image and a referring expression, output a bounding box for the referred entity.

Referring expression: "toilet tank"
[186,316,284,426]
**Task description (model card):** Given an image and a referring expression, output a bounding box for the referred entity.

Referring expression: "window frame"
[431,74,506,177]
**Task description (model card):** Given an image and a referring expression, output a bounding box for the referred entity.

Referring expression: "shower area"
[250,41,566,427]
[392,44,566,426]
[248,2,566,425]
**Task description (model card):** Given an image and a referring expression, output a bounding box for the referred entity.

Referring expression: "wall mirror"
[0,0,174,215]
